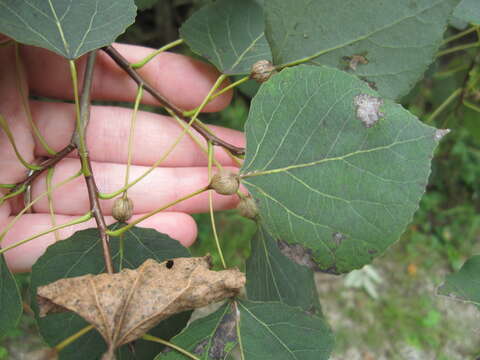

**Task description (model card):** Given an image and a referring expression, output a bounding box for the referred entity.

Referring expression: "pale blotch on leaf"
[36,257,245,359]
[354,94,385,128]
[277,240,340,274]
[332,232,345,247]
[208,308,237,359]
[277,240,318,271]
[343,54,368,71]
[434,128,451,141]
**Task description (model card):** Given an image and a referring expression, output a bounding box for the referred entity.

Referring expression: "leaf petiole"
[183,75,250,117]
[54,325,95,352]
[142,334,200,360]
[0,113,43,171]
[208,141,227,269]
[106,187,207,237]
[0,212,92,255]
[131,38,184,69]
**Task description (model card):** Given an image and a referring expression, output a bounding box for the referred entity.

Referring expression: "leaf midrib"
[242,134,430,177]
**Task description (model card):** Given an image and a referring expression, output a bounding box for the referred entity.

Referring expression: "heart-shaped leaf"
[180,0,272,75]
[246,225,321,313]
[0,254,22,337]
[438,255,480,309]
[0,0,136,59]
[30,224,192,360]
[241,65,441,273]
[264,0,459,99]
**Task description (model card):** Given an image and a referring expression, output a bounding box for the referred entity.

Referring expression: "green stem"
[55,325,94,352]
[0,184,15,189]
[107,187,207,237]
[0,212,92,255]
[123,85,143,197]
[142,334,200,360]
[0,113,42,170]
[14,43,56,155]
[99,75,227,200]
[427,88,462,124]
[169,109,223,170]
[0,171,82,243]
[442,26,479,45]
[69,60,90,176]
[463,99,480,113]
[46,167,60,242]
[183,75,249,117]
[131,39,184,69]
[208,142,227,269]
[434,64,471,79]
[0,185,26,206]
[437,42,480,57]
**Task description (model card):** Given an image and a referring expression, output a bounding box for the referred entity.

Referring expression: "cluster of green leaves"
[0,0,479,359]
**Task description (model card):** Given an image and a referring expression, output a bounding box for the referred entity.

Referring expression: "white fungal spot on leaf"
[354,94,384,128]
[434,129,451,141]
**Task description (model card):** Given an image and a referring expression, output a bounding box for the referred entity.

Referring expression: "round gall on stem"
[209,171,240,195]
[112,197,134,222]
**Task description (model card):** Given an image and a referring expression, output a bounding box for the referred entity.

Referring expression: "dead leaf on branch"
[37,257,245,359]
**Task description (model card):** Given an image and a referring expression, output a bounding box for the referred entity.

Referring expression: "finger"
[21,43,232,112]
[31,101,245,167]
[29,158,241,215]
[1,211,197,273]
[0,44,36,185]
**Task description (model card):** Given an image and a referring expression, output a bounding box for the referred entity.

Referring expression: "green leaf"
[237,300,333,360]
[157,300,334,360]
[241,65,439,273]
[156,303,237,360]
[0,255,22,337]
[30,224,191,360]
[136,0,160,10]
[453,0,480,24]
[180,0,272,75]
[264,0,459,99]
[246,226,321,313]
[438,255,480,309]
[0,0,137,59]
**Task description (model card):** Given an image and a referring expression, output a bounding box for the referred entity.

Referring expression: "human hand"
[0,41,244,273]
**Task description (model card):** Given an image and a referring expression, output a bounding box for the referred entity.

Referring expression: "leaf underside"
[157,300,334,360]
[438,255,480,309]
[180,0,272,75]
[0,0,136,59]
[0,254,22,337]
[30,224,192,360]
[241,65,439,274]
[264,0,460,99]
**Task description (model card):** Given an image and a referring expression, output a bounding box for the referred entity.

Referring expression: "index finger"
[20,43,232,112]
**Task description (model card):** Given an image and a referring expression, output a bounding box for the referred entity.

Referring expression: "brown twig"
[101,45,245,156]
[8,143,76,195]
[78,51,114,274]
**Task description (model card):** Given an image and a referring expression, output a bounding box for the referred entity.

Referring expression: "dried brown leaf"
[37,257,245,358]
